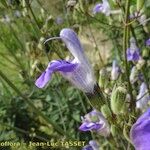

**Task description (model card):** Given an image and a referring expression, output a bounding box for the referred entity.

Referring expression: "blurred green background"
[1,0,149,149]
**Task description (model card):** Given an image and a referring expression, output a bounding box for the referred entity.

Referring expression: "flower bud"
[111,86,127,115]
[99,68,109,89]
[137,0,145,11]
[101,104,112,119]
[111,125,119,136]
[136,59,145,70]
[111,60,120,80]
[37,37,45,50]
[129,66,138,84]
[142,48,149,58]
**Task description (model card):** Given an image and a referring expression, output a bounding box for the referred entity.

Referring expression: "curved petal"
[82,140,100,150]
[127,48,140,61]
[93,3,103,14]
[79,122,102,131]
[146,39,150,46]
[102,0,111,16]
[130,109,150,150]
[35,60,77,88]
[89,140,100,150]
[60,28,86,62]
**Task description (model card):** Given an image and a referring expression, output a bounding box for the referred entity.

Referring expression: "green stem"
[0,52,19,68]
[25,0,41,30]
[0,70,74,139]
[78,92,87,114]
[0,37,24,70]
[123,0,135,113]
[9,24,25,52]
[86,84,105,111]
[0,122,49,142]
[87,21,104,66]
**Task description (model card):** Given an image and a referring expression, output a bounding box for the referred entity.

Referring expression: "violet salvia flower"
[136,82,150,110]
[82,140,100,150]
[35,28,96,93]
[111,60,120,80]
[130,108,150,150]
[146,38,150,46]
[93,0,110,16]
[127,37,140,61]
[79,110,110,136]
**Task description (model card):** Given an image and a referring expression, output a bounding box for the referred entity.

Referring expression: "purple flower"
[146,38,150,46]
[35,28,96,93]
[127,37,140,61]
[82,140,100,150]
[93,0,110,16]
[130,108,150,150]
[136,82,150,110]
[111,60,121,80]
[79,110,110,136]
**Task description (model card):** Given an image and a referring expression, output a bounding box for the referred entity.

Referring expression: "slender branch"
[25,0,41,30]
[123,0,135,113]
[0,122,49,142]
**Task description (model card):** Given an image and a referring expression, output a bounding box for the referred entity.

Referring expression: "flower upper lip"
[35,28,96,93]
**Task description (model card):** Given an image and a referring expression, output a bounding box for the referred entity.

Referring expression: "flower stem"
[25,0,41,30]
[0,122,49,142]
[123,0,135,113]
[86,83,105,111]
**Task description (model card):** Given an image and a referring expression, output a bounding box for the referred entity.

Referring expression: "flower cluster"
[79,109,110,137]
[93,0,110,16]
[126,37,140,62]
[35,0,150,146]
[35,28,96,94]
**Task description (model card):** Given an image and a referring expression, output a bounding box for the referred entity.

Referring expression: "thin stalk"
[78,91,87,114]
[76,7,122,29]
[0,37,24,70]
[123,0,135,113]
[25,0,41,30]
[54,89,67,132]
[86,84,105,111]
[0,70,74,140]
[0,122,49,142]
[87,22,104,66]
[9,24,25,52]
[37,0,47,12]
[0,52,19,68]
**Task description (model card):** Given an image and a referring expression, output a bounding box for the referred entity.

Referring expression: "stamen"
[44,37,61,44]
